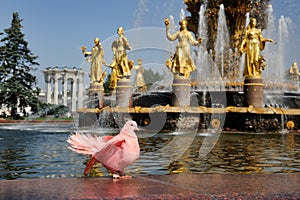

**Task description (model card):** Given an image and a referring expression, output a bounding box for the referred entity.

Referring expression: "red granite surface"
[0,174,299,199]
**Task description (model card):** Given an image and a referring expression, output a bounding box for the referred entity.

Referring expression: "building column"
[46,74,52,104]
[63,74,68,106]
[54,74,59,105]
[71,78,77,112]
[77,70,84,109]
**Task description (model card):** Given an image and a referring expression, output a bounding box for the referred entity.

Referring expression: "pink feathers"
[67,133,112,155]
[67,120,140,178]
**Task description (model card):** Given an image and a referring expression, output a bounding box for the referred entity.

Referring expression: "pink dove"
[67,120,140,179]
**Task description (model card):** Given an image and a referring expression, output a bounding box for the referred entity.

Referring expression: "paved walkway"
[0,174,299,199]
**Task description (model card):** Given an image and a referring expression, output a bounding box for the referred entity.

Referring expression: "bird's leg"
[119,171,125,176]
[119,171,132,179]
[112,171,132,179]
[111,169,120,179]
[112,173,120,179]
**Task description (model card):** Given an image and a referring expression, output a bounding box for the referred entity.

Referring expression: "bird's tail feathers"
[67,132,106,156]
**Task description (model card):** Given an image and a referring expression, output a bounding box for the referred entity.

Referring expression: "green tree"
[143,68,163,87]
[103,74,111,95]
[0,12,41,119]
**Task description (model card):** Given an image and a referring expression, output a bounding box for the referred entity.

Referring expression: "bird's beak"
[135,126,140,131]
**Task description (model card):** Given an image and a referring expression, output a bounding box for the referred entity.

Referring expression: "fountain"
[2,2,300,186]
[77,0,300,133]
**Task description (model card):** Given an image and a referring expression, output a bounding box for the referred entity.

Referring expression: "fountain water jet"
[214,4,230,78]
[264,7,293,89]
[180,9,186,20]
[76,1,300,134]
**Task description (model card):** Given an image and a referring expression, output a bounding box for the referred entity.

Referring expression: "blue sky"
[0,0,300,89]
[0,0,183,88]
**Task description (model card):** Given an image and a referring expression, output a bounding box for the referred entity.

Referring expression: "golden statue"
[109,27,132,79]
[289,62,300,81]
[240,18,273,78]
[164,18,202,78]
[109,40,118,91]
[82,37,106,84]
[132,59,147,92]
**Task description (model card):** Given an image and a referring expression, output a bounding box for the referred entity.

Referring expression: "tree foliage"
[143,68,163,86]
[0,12,41,118]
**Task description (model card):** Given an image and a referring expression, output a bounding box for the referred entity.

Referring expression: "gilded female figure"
[82,37,105,84]
[132,59,147,92]
[289,62,300,81]
[240,18,273,78]
[110,27,132,78]
[164,18,202,78]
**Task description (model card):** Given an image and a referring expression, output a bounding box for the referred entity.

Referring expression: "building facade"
[43,67,85,112]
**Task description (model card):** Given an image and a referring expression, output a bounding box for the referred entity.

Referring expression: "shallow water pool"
[0,124,299,180]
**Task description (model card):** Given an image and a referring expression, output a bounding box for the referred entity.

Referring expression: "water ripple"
[0,129,300,179]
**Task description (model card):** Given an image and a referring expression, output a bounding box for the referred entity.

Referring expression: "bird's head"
[122,120,139,134]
